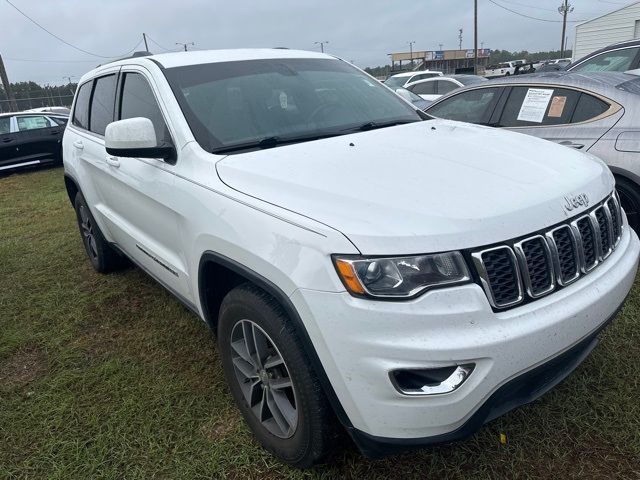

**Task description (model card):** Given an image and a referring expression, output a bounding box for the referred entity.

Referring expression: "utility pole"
[458,28,463,51]
[176,42,194,51]
[474,0,478,74]
[0,54,17,112]
[558,1,573,57]
[408,40,416,67]
[314,41,329,53]
[143,33,149,52]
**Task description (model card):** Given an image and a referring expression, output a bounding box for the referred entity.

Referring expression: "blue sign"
[435,51,444,60]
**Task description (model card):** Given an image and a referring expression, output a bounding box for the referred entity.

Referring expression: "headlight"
[333,252,471,299]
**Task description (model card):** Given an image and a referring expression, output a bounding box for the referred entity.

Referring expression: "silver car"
[424,71,640,231]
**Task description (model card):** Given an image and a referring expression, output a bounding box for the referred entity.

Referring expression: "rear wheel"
[218,284,336,467]
[615,177,640,233]
[73,192,128,273]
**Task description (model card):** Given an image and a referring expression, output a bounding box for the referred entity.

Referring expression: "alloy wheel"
[230,319,298,439]
[79,205,98,259]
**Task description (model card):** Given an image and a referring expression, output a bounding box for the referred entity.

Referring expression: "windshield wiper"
[211,132,345,154]
[343,119,420,133]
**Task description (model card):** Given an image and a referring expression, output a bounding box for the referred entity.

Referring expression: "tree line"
[0,81,77,113]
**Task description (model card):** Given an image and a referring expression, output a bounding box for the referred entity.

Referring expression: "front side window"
[119,73,170,144]
[89,74,117,135]
[72,81,92,130]
[426,87,501,124]
[498,87,581,127]
[16,115,50,131]
[164,58,421,153]
[572,47,639,72]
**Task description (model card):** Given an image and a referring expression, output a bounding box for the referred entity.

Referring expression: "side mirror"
[105,117,175,163]
[395,88,413,101]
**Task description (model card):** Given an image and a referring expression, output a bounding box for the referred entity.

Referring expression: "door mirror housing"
[105,117,176,163]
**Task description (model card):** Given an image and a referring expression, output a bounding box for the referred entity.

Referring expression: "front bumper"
[289,227,639,453]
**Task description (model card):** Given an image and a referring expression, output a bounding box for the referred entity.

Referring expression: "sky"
[0,0,631,85]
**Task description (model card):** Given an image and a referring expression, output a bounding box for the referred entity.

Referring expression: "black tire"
[218,284,336,468]
[615,176,640,233]
[73,192,128,273]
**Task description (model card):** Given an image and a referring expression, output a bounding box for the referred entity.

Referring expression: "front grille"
[575,216,598,270]
[472,192,622,309]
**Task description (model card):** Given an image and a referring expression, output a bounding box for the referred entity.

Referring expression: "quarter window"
[571,93,610,123]
[72,81,92,130]
[426,88,501,124]
[119,73,170,144]
[89,74,117,135]
[571,47,639,72]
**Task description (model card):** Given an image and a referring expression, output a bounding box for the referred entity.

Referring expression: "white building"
[574,1,640,60]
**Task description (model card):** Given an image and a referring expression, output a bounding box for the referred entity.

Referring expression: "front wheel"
[218,284,336,467]
[616,177,640,233]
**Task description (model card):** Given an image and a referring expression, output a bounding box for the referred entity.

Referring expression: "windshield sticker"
[548,96,567,118]
[517,88,554,123]
[279,91,288,109]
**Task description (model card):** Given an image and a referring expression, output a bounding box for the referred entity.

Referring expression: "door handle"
[106,156,120,168]
[558,141,584,150]
[1,138,13,143]
[73,140,84,150]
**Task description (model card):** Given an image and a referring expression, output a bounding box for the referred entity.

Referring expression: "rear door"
[495,85,623,151]
[14,114,63,161]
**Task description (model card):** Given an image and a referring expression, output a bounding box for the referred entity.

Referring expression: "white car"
[63,49,640,467]
[405,75,488,101]
[485,60,524,78]
[383,70,443,89]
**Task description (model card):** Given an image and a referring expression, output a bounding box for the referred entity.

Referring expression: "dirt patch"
[0,346,48,391]
[200,409,241,441]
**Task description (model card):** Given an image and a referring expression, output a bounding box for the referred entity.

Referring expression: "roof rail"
[97,51,154,67]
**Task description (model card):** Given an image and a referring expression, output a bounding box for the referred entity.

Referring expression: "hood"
[216,120,613,254]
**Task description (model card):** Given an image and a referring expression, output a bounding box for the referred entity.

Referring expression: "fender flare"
[197,250,354,432]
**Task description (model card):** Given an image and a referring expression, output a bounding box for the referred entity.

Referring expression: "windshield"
[164,58,421,153]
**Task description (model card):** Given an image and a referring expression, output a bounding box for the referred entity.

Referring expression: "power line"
[496,0,558,12]
[146,35,175,52]
[4,57,97,63]
[3,0,142,58]
[487,0,585,22]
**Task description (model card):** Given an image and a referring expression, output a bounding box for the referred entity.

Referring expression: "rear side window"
[89,74,117,135]
[0,117,10,134]
[571,94,610,123]
[426,88,501,124]
[17,115,50,131]
[437,80,458,95]
[119,73,170,144]
[572,47,639,72]
[498,87,580,127]
[410,81,436,95]
[72,81,92,130]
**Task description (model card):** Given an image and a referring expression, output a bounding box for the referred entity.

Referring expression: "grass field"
[1,167,639,479]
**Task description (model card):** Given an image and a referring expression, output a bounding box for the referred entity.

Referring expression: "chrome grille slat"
[472,192,621,310]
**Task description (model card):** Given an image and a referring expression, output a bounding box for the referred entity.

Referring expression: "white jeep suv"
[63,49,640,467]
